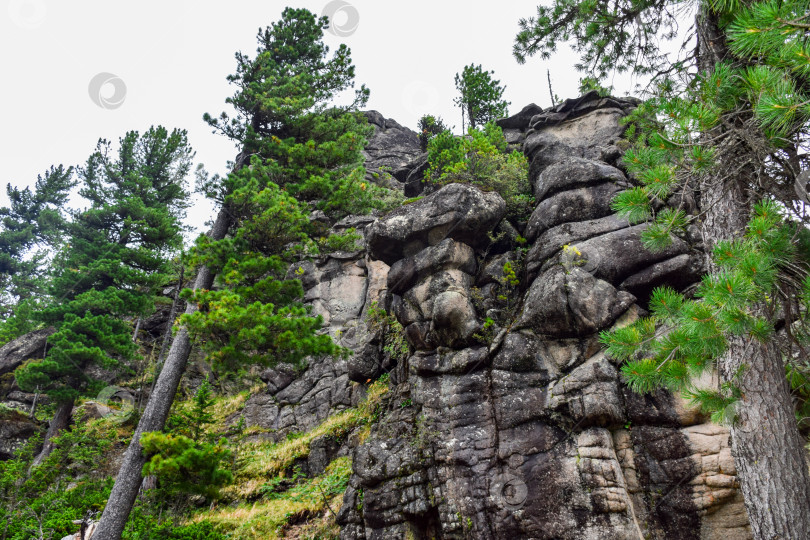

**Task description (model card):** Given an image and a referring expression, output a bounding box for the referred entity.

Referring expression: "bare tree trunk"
[702,174,810,539]
[30,398,72,467]
[140,264,185,412]
[92,207,232,540]
[694,7,810,535]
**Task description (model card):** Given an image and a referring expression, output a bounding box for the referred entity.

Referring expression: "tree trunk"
[702,172,810,539]
[92,207,232,540]
[695,7,810,536]
[31,398,72,467]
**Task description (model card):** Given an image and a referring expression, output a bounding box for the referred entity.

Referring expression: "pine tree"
[453,64,510,130]
[16,126,192,466]
[0,165,75,343]
[95,9,375,537]
[139,378,232,500]
[515,1,810,537]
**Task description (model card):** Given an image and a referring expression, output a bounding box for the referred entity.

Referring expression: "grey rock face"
[524,181,628,241]
[0,409,37,460]
[366,183,506,265]
[523,92,639,181]
[497,103,544,130]
[0,327,53,376]
[362,111,422,186]
[530,157,627,202]
[339,94,742,540]
[516,265,635,338]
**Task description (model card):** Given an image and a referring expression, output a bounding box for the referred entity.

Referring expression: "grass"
[207,384,263,428]
[195,457,351,540]
[226,377,388,499]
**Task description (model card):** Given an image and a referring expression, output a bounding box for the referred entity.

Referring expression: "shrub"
[140,432,233,499]
[424,122,532,222]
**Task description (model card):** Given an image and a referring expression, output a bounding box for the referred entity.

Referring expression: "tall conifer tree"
[16,126,192,466]
[95,9,376,537]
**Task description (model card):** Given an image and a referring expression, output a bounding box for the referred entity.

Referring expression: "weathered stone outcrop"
[337,94,748,539]
[0,326,53,376]
[363,111,423,187]
[366,183,506,265]
[0,408,37,460]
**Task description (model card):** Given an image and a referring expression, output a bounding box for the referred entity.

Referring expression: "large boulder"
[524,181,628,241]
[523,92,639,179]
[516,265,635,338]
[366,183,506,265]
[387,238,476,295]
[0,408,37,460]
[530,157,626,202]
[362,111,422,185]
[497,103,544,130]
[0,327,54,376]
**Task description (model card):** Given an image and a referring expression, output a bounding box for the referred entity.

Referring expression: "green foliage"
[417,114,450,152]
[201,457,353,539]
[202,7,385,222]
[578,77,613,97]
[424,122,533,221]
[122,516,225,540]
[167,378,217,443]
[141,380,232,501]
[0,418,119,540]
[513,0,681,78]
[318,228,362,253]
[0,297,41,347]
[204,7,368,146]
[726,1,810,138]
[140,432,233,499]
[0,165,74,323]
[187,9,387,373]
[182,161,346,372]
[453,64,510,129]
[15,127,192,404]
[601,202,792,420]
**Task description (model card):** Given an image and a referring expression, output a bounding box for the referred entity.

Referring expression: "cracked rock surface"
[335,94,749,539]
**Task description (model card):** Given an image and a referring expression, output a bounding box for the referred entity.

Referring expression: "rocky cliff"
[292,93,750,539]
[0,93,754,539]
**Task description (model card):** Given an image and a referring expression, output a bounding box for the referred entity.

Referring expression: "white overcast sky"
[1,0,638,236]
